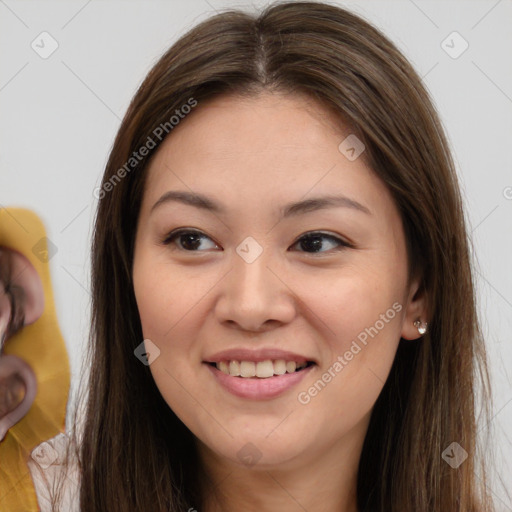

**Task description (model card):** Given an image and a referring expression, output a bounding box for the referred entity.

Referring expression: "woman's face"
[133,92,425,471]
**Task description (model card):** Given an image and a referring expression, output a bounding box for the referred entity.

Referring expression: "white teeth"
[256,360,274,378]
[273,359,287,375]
[215,359,310,378]
[229,360,241,376]
[286,361,297,373]
[240,361,256,377]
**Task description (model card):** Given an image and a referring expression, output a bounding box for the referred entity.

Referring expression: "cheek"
[294,262,404,421]
[132,255,206,426]
[133,250,204,342]
[304,258,404,350]
[132,252,219,394]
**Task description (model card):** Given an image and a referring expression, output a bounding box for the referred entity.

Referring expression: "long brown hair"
[62,2,494,510]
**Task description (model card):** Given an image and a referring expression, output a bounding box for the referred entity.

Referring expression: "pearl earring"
[413,319,428,336]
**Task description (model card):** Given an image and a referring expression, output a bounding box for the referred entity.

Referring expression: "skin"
[132,91,427,512]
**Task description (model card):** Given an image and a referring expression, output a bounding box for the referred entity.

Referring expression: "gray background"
[1,0,511,507]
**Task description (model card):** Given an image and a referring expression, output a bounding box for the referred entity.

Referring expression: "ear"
[400,276,429,341]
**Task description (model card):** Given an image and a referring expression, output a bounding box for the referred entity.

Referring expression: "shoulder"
[27,432,80,512]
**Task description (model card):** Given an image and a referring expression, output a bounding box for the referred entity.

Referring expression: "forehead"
[157,92,350,155]
[143,92,383,207]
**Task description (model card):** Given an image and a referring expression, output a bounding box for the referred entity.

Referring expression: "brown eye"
[163,229,220,252]
[290,231,352,254]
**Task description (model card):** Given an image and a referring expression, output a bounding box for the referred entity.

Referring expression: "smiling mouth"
[208,360,315,378]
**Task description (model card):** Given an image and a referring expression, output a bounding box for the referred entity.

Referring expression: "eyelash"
[162,228,352,254]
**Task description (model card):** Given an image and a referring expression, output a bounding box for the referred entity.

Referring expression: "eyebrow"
[150,190,371,217]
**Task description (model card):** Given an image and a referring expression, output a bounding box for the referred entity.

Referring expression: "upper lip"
[204,348,316,364]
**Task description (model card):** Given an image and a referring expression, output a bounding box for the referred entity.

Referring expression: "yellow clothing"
[0,208,71,511]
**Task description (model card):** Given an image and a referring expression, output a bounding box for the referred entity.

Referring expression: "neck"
[197,427,365,512]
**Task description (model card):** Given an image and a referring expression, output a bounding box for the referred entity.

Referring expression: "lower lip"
[205,363,314,400]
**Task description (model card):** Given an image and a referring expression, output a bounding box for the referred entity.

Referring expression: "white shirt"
[27,433,80,511]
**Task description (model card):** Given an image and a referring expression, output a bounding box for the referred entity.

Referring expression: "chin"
[200,431,309,470]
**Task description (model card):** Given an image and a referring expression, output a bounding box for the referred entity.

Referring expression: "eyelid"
[290,230,354,249]
[162,228,353,253]
[162,228,221,249]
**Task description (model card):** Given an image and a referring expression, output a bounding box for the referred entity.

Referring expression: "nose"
[214,243,296,333]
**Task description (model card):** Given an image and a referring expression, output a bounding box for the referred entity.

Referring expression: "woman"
[30,1,495,510]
